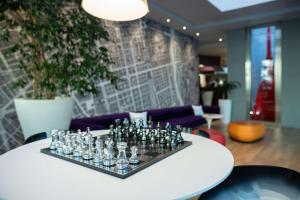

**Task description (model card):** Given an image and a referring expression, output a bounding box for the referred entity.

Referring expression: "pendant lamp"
[82,0,149,21]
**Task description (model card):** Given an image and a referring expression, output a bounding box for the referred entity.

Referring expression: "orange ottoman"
[228,121,265,142]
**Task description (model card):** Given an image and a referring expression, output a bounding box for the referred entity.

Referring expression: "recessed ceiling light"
[219,38,223,42]
[183,26,187,30]
[196,32,200,36]
[166,18,171,23]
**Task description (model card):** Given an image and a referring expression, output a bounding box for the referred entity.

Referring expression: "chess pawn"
[93,136,104,163]
[150,129,156,143]
[103,138,116,166]
[50,129,58,150]
[129,146,139,164]
[73,133,84,157]
[165,129,171,143]
[138,119,144,138]
[56,130,65,154]
[116,142,129,170]
[115,118,121,126]
[117,125,123,138]
[63,131,73,154]
[159,130,166,144]
[141,128,147,141]
[82,134,94,160]
[131,121,137,139]
[123,119,130,138]
[146,122,153,139]
[147,116,153,128]
[156,122,161,141]
[176,125,184,143]
[108,124,114,138]
[170,131,177,146]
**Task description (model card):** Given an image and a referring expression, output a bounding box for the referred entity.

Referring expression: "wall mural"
[0,19,199,154]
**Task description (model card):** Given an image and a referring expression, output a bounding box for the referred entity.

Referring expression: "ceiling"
[146,0,300,45]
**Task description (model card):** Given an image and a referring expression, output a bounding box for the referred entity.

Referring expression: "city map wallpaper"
[0,19,199,154]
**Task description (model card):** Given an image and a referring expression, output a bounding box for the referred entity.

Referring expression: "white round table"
[0,130,233,200]
[203,114,223,129]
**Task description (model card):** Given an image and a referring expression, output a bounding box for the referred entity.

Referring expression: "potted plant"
[218,80,240,124]
[0,1,118,139]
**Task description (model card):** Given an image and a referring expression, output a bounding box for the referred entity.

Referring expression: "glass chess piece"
[63,131,74,154]
[50,129,58,150]
[129,146,139,164]
[82,134,94,160]
[56,130,65,154]
[73,130,84,157]
[116,142,129,170]
[103,138,116,166]
[93,136,104,163]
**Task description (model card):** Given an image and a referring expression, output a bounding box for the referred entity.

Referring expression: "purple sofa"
[70,105,219,131]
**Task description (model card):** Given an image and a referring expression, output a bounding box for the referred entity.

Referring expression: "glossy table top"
[0,130,234,200]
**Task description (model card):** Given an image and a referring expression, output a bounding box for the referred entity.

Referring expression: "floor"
[215,121,300,172]
[190,121,300,200]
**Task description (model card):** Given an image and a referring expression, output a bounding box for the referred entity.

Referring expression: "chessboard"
[41,134,192,179]
[40,118,192,179]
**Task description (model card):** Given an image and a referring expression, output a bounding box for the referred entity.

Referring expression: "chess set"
[41,117,192,179]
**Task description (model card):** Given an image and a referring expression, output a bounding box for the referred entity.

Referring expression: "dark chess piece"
[165,123,172,143]
[150,129,156,143]
[115,118,121,126]
[146,123,152,141]
[131,121,138,139]
[138,119,144,139]
[176,125,184,143]
[156,122,161,141]
[108,124,114,138]
[129,146,139,164]
[117,125,122,138]
[171,131,177,146]
[123,118,130,138]
[141,128,147,141]
[160,130,166,144]
[147,116,153,127]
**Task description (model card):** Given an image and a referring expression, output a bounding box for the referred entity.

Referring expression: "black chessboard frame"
[41,134,192,179]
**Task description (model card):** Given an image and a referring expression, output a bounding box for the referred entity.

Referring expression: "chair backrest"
[25,132,47,144]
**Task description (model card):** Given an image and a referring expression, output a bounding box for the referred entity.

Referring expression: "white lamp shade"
[82,0,149,21]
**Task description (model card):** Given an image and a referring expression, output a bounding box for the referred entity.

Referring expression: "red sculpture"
[250,27,275,121]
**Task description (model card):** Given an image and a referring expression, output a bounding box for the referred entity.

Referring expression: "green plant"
[0,0,118,99]
[219,80,240,99]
